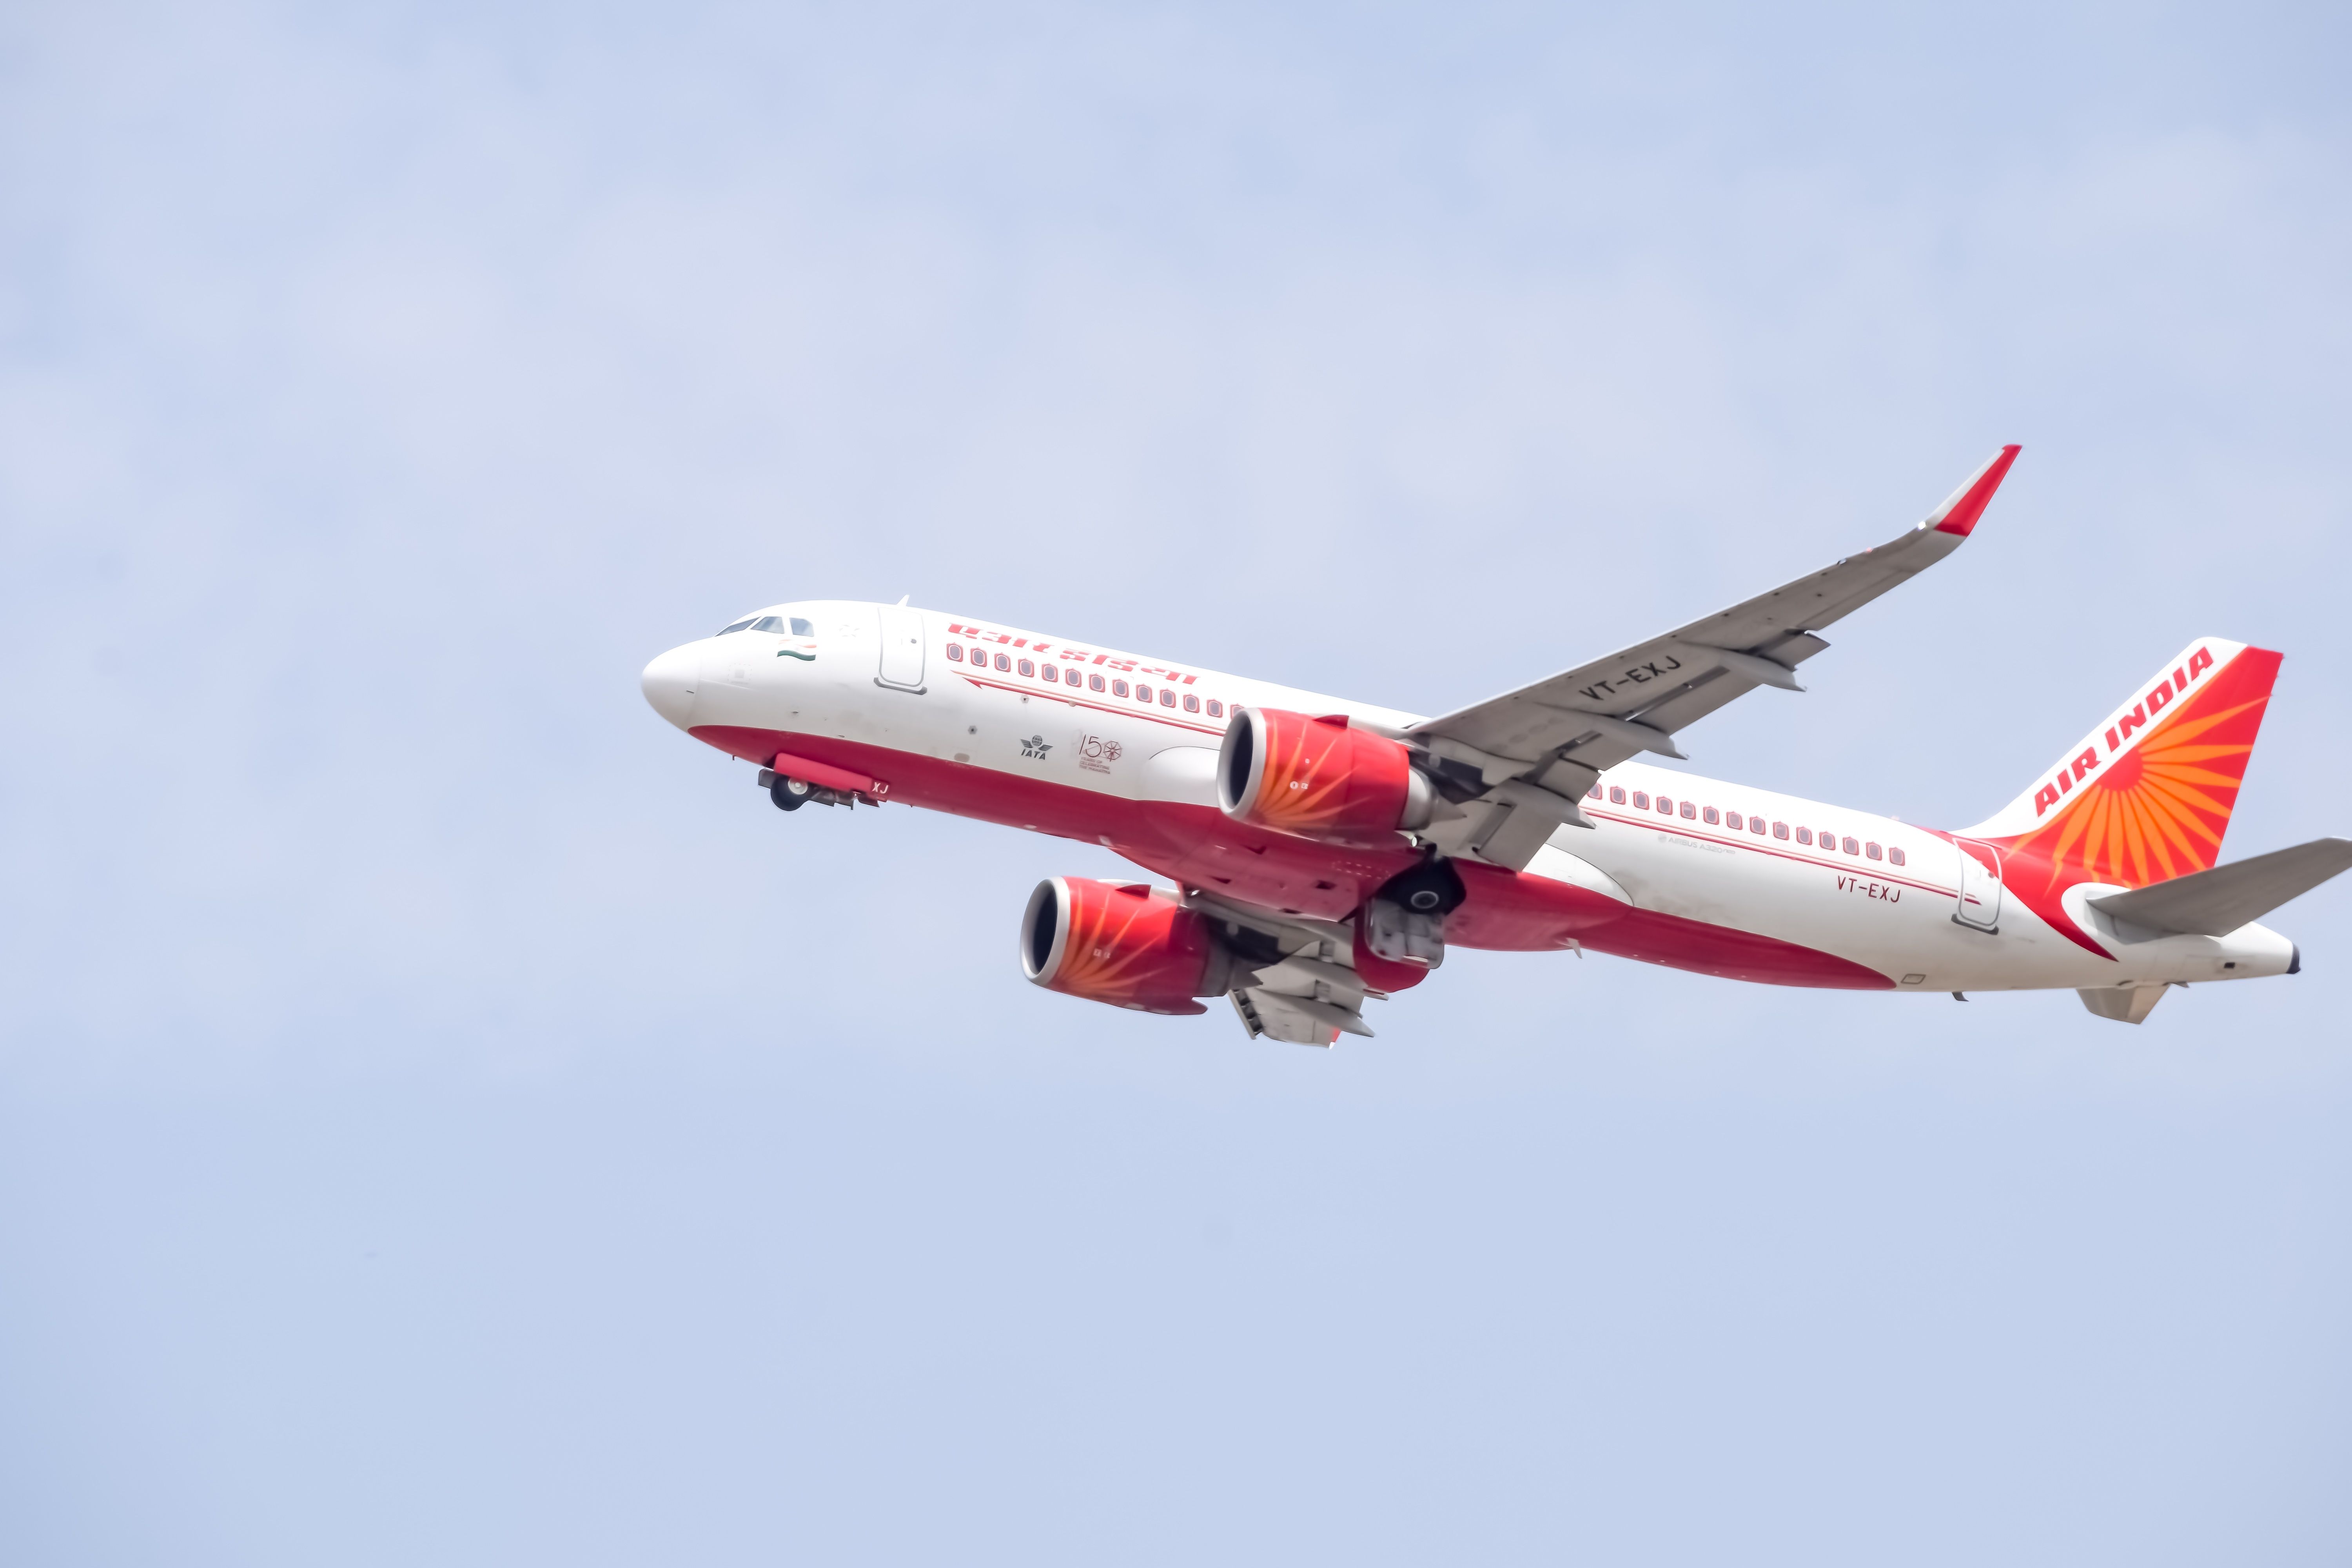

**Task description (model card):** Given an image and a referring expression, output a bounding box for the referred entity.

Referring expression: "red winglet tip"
[1930,443,2021,537]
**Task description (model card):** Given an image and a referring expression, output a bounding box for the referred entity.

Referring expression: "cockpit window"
[720,613,815,637]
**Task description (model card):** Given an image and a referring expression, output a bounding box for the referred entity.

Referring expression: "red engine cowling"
[1021,878,1231,1016]
[1217,708,1435,846]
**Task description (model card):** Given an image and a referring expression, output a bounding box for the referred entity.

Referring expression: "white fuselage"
[644,600,2298,996]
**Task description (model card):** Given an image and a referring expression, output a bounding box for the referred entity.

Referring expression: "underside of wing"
[1184,889,1386,1046]
[1409,446,2021,869]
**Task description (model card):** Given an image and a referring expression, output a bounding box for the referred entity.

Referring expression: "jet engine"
[1020,878,1234,1016]
[1216,708,1436,847]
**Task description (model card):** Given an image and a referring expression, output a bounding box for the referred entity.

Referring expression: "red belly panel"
[693,726,1893,989]
[694,725,1417,920]
[1573,908,1895,989]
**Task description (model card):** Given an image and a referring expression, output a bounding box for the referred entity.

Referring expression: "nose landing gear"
[759,768,850,812]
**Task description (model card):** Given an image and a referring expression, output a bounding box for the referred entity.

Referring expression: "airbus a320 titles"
[641,448,2350,1042]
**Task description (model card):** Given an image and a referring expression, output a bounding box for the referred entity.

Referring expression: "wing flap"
[1185,889,1379,1045]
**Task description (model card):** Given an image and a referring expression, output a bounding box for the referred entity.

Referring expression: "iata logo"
[2033,644,2217,817]
[1020,735,1052,760]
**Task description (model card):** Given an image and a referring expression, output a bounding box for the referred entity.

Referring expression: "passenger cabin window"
[1773,821,1789,839]
[1796,828,1813,845]
[1724,811,1740,829]
[1091,674,1107,692]
[1183,694,1199,712]
[947,644,964,661]
[1889,846,1907,866]
[1588,784,1603,800]
[1017,659,1035,677]
[1681,801,1697,820]
[1611,786,1627,804]
[1112,680,1129,697]
[1751,817,1767,835]
[1657,797,1675,815]
[992,652,1009,671]
[1207,699,1223,717]
[1842,837,1860,855]
[1161,689,1176,707]
[1631,791,1648,809]
[1043,665,1059,682]
[1136,684,1152,702]
[1865,841,1883,860]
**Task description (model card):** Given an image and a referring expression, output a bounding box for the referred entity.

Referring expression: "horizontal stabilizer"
[2089,837,2352,937]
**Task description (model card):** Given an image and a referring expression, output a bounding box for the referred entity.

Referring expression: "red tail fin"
[1964,639,2283,888]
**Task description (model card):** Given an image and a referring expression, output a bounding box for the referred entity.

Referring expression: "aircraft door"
[875,604,926,692]
[1952,838,2003,933]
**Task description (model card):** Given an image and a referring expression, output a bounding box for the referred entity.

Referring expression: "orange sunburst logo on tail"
[1976,644,2283,959]
[1998,648,2279,889]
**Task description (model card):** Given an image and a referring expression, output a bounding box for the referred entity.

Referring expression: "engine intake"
[1217,708,1435,846]
[1020,878,1232,1016]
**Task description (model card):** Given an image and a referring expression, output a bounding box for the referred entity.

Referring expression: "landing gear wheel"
[1375,855,1467,915]
[770,777,809,812]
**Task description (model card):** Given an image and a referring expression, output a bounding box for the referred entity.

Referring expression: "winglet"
[1925,444,2022,537]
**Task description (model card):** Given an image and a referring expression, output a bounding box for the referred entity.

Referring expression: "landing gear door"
[875,605,926,692]
[1953,838,2003,933]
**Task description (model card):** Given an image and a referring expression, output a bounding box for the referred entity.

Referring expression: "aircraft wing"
[1180,888,1381,1047]
[1410,446,2022,870]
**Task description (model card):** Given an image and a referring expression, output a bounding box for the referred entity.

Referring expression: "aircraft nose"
[640,644,700,729]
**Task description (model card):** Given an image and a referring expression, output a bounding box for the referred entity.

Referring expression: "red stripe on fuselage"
[695,726,1895,991]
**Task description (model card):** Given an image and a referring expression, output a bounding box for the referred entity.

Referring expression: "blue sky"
[3,3,2348,1563]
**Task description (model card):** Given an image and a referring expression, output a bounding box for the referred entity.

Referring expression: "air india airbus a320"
[641,448,2349,1043]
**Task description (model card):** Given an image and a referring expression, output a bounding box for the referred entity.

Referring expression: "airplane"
[639,446,2351,1043]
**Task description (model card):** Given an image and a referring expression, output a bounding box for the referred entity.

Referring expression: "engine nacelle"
[1217,708,1436,847]
[1020,878,1232,1016]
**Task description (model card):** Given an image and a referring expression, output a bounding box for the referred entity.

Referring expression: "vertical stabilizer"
[1962,639,2282,889]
